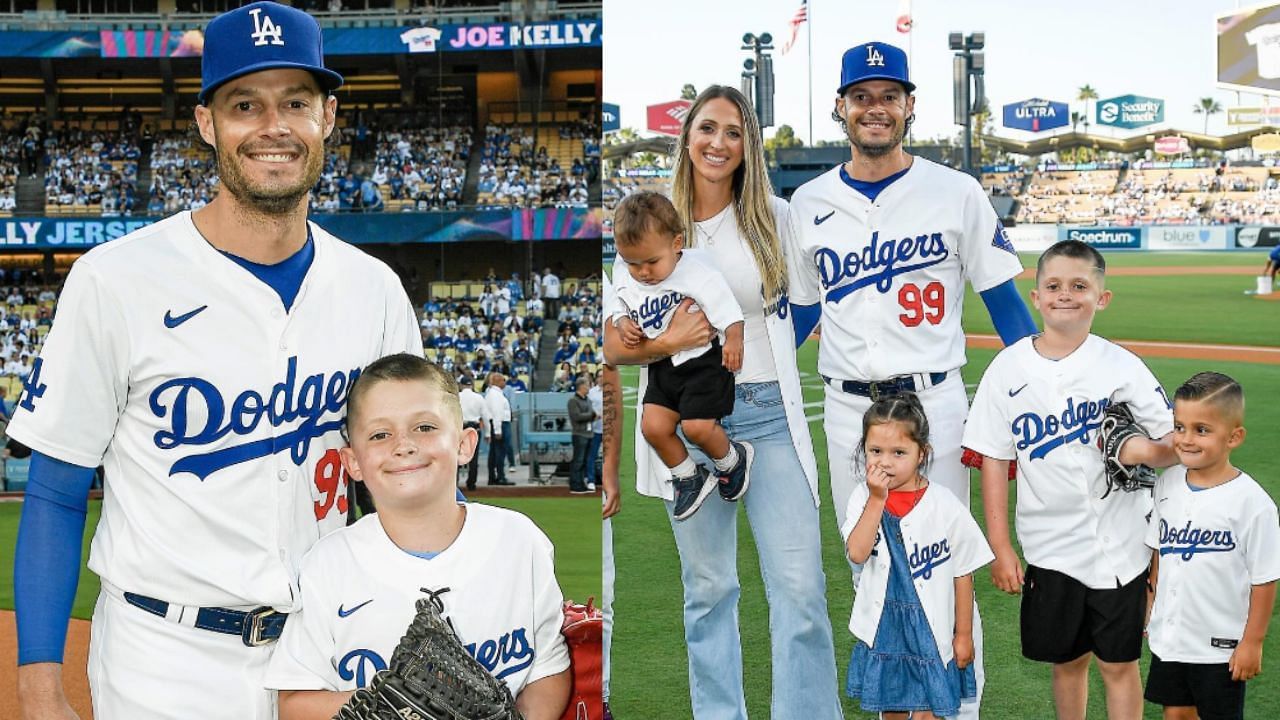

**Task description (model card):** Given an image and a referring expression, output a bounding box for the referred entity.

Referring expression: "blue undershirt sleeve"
[791,303,821,349]
[980,279,1038,345]
[15,452,96,665]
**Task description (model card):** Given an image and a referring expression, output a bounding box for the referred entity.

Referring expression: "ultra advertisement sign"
[1002,99,1069,132]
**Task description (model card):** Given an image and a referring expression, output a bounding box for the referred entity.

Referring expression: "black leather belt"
[821,372,948,401]
[124,592,287,647]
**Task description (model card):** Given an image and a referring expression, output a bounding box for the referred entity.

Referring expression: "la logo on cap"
[866,46,885,67]
[249,6,285,47]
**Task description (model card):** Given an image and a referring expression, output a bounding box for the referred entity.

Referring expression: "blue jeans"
[666,382,842,720]
[585,431,602,483]
[502,420,516,469]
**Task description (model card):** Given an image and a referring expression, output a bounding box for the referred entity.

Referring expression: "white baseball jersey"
[609,248,743,366]
[541,272,561,299]
[841,482,993,665]
[6,211,422,610]
[787,157,1023,381]
[1146,466,1280,664]
[963,334,1174,588]
[265,505,570,693]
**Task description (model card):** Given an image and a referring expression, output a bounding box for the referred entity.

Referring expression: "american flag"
[781,0,807,55]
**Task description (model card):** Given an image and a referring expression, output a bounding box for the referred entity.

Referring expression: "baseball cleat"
[717,441,754,501]
[671,465,717,521]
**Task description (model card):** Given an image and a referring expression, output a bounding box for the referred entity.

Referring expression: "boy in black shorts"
[1144,372,1280,720]
[610,191,752,520]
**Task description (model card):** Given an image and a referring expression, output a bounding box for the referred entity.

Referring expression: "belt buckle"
[241,606,279,647]
[868,382,882,402]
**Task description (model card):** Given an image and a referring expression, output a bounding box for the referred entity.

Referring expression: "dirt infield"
[1014,265,1263,279]
[967,334,1280,364]
[2,611,93,718]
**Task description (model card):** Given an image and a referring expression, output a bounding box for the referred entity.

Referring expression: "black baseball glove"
[334,597,523,720]
[1096,402,1157,499]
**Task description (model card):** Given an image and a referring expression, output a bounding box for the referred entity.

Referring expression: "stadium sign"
[1095,94,1164,129]
[1002,99,1069,132]
[442,21,600,50]
[603,103,620,133]
[1252,132,1280,153]
[1217,2,1280,96]
[0,218,156,246]
[1236,226,1280,247]
[1227,106,1280,126]
[1147,226,1229,250]
[647,100,692,136]
[1154,136,1190,155]
[1058,227,1142,249]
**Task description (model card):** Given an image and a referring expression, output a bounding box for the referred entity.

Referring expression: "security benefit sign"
[1096,95,1164,129]
[1003,99,1069,132]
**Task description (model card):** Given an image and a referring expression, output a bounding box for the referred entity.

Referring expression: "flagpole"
[807,0,814,145]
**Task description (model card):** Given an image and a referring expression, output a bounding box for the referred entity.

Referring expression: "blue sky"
[604,0,1268,144]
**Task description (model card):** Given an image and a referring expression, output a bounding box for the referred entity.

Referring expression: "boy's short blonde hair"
[345,353,462,431]
[1175,371,1245,425]
[612,191,684,248]
[1036,239,1106,284]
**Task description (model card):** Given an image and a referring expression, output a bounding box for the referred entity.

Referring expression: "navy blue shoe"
[671,465,717,521]
[717,441,754,501]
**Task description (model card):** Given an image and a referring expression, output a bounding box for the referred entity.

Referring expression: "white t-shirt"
[1146,466,1280,664]
[1246,23,1280,79]
[788,157,1023,381]
[265,506,569,694]
[610,248,744,366]
[541,273,561,300]
[689,199,787,384]
[963,334,1174,588]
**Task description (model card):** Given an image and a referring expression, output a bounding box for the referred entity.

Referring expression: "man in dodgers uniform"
[11,4,421,718]
[787,41,1038,718]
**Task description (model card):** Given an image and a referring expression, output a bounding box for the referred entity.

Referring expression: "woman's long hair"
[670,85,787,306]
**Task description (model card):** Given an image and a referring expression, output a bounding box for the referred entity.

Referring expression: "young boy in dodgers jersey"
[266,354,570,719]
[963,239,1178,720]
[609,191,752,521]
[1144,372,1280,719]
[786,40,1038,718]
[10,5,422,718]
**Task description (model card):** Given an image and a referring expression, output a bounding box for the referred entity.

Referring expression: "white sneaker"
[587,482,597,491]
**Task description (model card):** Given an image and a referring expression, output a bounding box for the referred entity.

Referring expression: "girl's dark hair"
[854,391,932,473]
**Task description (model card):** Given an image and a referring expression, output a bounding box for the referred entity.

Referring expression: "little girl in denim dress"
[841,393,994,719]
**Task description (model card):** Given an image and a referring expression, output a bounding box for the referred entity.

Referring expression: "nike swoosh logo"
[1008,384,1028,397]
[337,599,373,618]
[814,210,835,225]
[164,305,208,328]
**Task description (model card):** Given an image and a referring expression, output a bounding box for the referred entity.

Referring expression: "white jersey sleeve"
[939,487,997,577]
[7,257,128,466]
[960,345,1018,461]
[525,520,572,684]
[957,177,1024,293]
[784,201,821,307]
[1110,350,1174,439]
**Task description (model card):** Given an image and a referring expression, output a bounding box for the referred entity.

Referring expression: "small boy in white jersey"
[1144,371,1280,720]
[963,239,1178,719]
[609,190,753,521]
[264,353,570,720]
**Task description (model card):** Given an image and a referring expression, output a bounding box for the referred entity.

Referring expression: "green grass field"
[0,495,602,620]
[611,259,1280,719]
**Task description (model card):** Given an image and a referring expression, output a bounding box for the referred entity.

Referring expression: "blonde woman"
[606,86,841,719]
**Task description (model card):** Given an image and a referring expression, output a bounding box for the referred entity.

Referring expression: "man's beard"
[214,134,322,216]
[847,117,906,158]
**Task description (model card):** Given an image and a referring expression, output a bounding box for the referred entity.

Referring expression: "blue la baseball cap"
[199,1,343,106]
[837,41,915,96]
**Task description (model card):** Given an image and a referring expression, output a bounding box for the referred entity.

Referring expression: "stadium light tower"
[741,32,775,131]
[950,32,985,175]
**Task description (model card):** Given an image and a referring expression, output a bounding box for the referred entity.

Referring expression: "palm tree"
[1070,111,1083,133]
[1193,97,1223,135]
[1077,85,1098,135]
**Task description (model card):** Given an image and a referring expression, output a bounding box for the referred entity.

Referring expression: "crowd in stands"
[420,270,601,395]
[995,161,1280,226]
[475,120,595,209]
[0,275,58,386]
[43,129,142,213]
[149,130,217,215]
